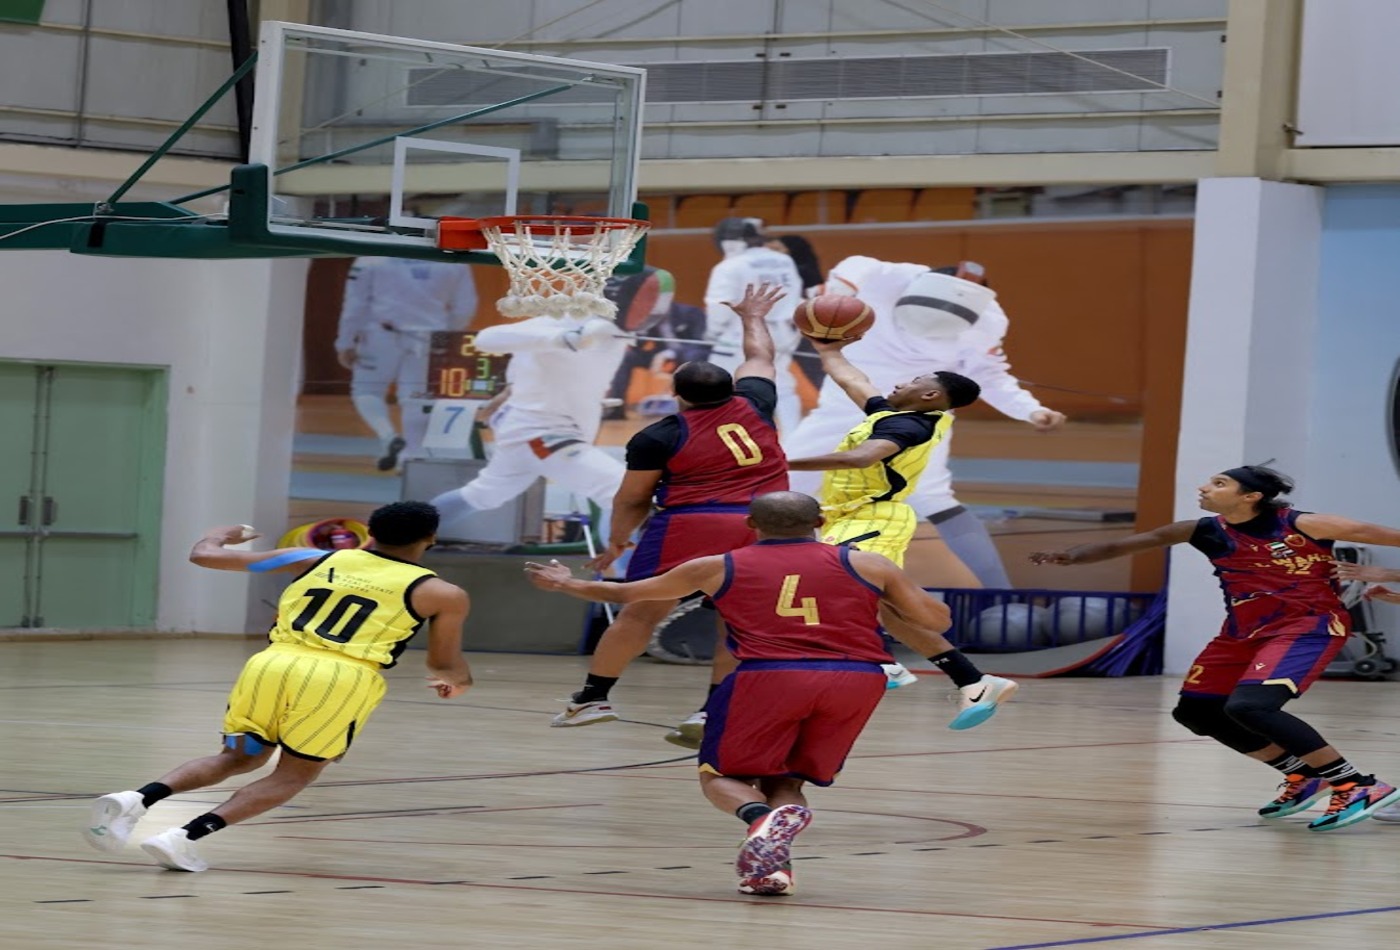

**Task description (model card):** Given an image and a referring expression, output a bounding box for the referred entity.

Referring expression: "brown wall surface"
[302,219,1193,422]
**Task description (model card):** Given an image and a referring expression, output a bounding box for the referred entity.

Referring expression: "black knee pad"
[1171,695,1228,736]
[1223,684,1292,732]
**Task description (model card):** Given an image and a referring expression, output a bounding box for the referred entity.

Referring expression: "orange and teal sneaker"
[1307,780,1400,831]
[1258,774,1329,819]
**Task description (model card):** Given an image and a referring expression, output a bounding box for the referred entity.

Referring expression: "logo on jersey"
[1268,541,1292,559]
[1283,534,1307,549]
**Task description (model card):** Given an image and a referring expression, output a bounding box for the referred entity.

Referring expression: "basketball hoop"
[438,215,650,319]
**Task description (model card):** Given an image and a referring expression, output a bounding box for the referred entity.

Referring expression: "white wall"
[1297,0,1400,146]
[1304,185,1400,636]
[1166,177,1323,672]
[4,251,307,633]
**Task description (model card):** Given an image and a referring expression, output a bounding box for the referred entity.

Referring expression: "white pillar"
[1165,177,1323,672]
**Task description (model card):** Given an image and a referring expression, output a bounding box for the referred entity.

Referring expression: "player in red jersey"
[551,283,790,733]
[527,491,954,896]
[1031,465,1400,831]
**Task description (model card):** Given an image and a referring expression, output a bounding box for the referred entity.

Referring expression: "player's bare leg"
[879,604,1018,729]
[701,773,811,896]
[82,738,273,855]
[140,752,330,872]
[552,598,679,727]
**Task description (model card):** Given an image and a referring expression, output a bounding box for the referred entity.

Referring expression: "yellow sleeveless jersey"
[269,549,437,668]
[820,408,953,514]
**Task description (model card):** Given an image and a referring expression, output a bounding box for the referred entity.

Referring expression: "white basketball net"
[482,217,651,320]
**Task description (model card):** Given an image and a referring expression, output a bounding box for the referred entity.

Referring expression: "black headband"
[1221,467,1276,497]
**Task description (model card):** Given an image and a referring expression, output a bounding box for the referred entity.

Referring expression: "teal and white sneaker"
[883,662,919,690]
[1307,780,1400,831]
[949,675,1019,730]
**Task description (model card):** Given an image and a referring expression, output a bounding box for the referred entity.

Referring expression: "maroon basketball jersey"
[1189,507,1348,638]
[712,539,888,662]
[654,392,788,507]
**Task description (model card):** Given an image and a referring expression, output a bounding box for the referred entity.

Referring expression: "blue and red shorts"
[698,659,886,786]
[626,503,756,581]
[1179,614,1350,698]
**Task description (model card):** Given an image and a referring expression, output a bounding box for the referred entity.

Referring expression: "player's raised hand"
[526,559,577,590]
[724,282,786,321]
[807,336,856,354]
[206,525,260,545]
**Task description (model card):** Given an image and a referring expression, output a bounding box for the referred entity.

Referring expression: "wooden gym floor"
[5,639,1400,949]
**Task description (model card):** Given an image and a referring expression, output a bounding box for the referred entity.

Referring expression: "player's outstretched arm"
[189,526,323,574]
[1029,520,1196,565]
[808,337,880,408]
[1296,514,1400,548]
[412,579,473,699]
[847,550,953,634]
[788,438,901,472]
[728,282,786,381]
[526,556,725,603]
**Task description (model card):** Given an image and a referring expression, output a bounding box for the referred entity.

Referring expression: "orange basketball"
[794,294,875,341]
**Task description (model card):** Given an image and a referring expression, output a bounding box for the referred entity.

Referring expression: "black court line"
[335,885,384,890]
[35,899,92,904]
[140,894,195,899]
[242,890,293,894]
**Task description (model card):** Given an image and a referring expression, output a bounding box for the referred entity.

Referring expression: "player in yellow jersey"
[788,339,1017,726]
[81,501,473,873]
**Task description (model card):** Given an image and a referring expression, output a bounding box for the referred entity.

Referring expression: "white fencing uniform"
[335,257,478,460]
[446,315,631,535]
[783,255,1047,518]
[703,246,804,433]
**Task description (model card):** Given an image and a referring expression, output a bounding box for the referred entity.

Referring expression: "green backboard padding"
[0,0,45,25]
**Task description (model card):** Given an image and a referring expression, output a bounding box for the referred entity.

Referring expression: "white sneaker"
[140,828,209,872]
[738,867,795,896]
[1372,800,1400,823]
[950,675,1019,730]
[550,700,619,727]
[664,710,707,749]
[882,662,920,690]
[82,791,146,853]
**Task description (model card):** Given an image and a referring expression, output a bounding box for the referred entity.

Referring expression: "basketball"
[793,294,875,341]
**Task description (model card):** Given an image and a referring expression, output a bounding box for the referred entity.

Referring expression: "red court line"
[2,852,1169,930]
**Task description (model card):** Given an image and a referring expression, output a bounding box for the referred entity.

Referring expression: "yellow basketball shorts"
[222,643,388,761]
[820,501,916,567]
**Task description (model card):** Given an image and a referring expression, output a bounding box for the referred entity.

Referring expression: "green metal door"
[0,362,39,626]
[0,361,167,628]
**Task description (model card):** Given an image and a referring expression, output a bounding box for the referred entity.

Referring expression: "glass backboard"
[245,22,646,259]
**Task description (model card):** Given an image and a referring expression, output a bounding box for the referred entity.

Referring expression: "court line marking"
[248,802,601,826]
[3,853,1169,930]
[985,903,1400,949]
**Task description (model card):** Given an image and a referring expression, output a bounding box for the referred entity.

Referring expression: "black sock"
[1314,757,1368,786]
[182,813,227,841]
[136,782,173,808]
[572,674,618,705]
[1263,753,1315,777]
[928,649,983,688]
[736,802,772,825]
